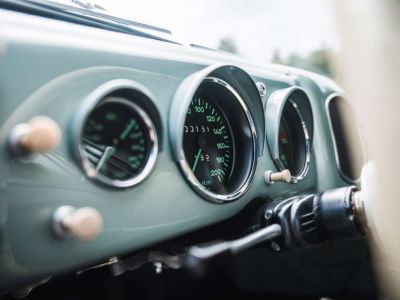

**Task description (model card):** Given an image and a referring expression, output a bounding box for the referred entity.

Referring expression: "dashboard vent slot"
[299,212,317,233]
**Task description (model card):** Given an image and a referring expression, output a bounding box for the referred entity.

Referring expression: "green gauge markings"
[183,95,233,192]
[119,119,136,140]
[82,101,152,183]
[180,78,261,200]
[96,146,116,172]
[192,148,203,172]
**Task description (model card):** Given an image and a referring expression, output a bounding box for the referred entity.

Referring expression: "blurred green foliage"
[218,37,238,54]
[217,36,333,77]
[272,48,333,77]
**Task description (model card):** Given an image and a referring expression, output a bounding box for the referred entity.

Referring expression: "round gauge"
[183,96,234,194]
[276,100,309,179]
[79,97,158,188]
[180,77,257,202]
[266,87,313,183]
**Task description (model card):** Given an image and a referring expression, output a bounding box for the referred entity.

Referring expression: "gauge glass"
[81,99,154,185]
[278,116,294,170]
[277,101,306,176]
[183,94,234,194]
[179,77,257,202]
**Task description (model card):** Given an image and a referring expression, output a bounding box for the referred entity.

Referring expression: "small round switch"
[265,169,291,184]
[8,116,61,157]
[52,206,103,240]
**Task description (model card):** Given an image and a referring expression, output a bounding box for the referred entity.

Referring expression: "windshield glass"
[39,0,338,76]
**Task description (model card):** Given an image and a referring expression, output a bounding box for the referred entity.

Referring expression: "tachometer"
[79,97,158,188]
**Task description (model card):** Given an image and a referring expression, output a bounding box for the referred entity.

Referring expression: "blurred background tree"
[218,37,238,54]
[271,48,333,77]
[218,37,333,77]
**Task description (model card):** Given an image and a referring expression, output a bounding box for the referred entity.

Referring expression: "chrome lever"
[184,224,282,276]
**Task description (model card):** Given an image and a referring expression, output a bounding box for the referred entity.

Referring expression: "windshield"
[34,0,338,76]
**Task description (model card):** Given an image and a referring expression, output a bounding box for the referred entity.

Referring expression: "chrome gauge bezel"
[176,77,258,203]
[274,100,311,183]
[265,87,313,183]
[325,93,364,183]
[325,93,353,183]
[72,79,159,189]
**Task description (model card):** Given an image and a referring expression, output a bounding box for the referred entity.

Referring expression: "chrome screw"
[256,82,267,97]
[265,209,273,220]
[271,242,281,252]
[153,262,163,274]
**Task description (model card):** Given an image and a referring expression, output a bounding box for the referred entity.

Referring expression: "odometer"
[183,95,234,194]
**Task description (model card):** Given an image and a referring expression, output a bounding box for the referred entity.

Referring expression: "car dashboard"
[0,8,367,294]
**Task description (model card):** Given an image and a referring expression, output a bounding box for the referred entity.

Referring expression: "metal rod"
[188,224,282,261]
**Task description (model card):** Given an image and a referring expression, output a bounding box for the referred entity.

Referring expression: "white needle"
[96,146,115,173]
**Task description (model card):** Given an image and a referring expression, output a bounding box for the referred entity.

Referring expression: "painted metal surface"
[0,9,348,289]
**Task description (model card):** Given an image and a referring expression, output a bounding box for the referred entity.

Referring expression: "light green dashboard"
[0,9,352,290]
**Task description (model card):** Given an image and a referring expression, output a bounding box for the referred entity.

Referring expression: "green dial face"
[82,100,150,182]
[183,94,234,194]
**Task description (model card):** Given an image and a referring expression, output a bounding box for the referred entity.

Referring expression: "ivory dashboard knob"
[8,116,61,157]
[52,206,103,240]
[265,169,292,184]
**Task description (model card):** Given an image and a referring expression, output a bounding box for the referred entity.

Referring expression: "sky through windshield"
[48,0,338,75]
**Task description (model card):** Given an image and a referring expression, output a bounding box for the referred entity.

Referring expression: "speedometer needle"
[119,119,136,141]
[96,146,116,173]
[192,148,202,173]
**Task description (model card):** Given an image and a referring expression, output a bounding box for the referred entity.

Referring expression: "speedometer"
[179,77,257,202]
[183,95,234,193]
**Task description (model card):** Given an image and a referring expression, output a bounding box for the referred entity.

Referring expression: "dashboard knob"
[52,206,103,240]
[265,169,291,184]
[8,116,61,157]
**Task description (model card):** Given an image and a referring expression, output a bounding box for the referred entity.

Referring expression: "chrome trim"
[72,79,158,189]
[274,100,311,183]
[265,87,312,183]
[25,0,177,42]
[52,205,75,238]
[325,93,363,183]
[7,123,31,158]
[256,81,267,97]
[177,77,257,204]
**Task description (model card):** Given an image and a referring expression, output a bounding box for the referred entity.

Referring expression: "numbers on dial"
[82,101,150,182]
[183,95,234,192]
